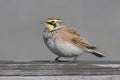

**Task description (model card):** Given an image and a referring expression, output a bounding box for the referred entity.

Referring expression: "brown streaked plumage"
[58,24,97,51]
[42,17,105,62]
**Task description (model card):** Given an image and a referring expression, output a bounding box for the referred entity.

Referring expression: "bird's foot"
[55,56,64,62]
[68,60,77,63]
[55,59,64,62]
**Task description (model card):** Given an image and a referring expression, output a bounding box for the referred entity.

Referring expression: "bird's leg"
[71,56,78,63]
[55,56,62,62]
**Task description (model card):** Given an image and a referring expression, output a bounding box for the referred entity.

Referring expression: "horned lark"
[42,17,105,62]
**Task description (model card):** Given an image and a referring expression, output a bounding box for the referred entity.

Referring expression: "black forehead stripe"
[47,17,61,20]
[57,18,61,20]
[46,22,57,27]
[46,22,53,25]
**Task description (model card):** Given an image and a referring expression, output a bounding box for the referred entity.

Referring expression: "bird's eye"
[51,21,55,24]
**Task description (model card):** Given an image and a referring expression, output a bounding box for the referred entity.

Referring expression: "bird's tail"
[87,49,105,58]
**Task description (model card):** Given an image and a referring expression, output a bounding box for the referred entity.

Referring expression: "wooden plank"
[0,76,120,80]
[0,61,120,76]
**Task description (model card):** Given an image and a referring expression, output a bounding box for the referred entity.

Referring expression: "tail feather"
[88,50,105,58]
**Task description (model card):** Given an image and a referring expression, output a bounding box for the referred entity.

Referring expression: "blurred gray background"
[0,0,119,61]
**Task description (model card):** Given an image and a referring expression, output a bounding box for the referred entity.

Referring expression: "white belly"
[46,39,83,57]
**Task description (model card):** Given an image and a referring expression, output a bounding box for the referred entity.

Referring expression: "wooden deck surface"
[0,61,120,76]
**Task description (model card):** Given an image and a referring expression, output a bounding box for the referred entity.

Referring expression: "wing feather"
[62,28,97,50]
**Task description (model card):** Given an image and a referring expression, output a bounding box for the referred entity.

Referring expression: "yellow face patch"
[44,19,61,31]
[45,23,54,31]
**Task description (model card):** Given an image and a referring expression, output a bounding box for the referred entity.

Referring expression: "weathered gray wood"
[0,76,120,80]
[0,61,120,76]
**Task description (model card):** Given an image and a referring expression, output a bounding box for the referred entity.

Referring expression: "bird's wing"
[62,28,97,50]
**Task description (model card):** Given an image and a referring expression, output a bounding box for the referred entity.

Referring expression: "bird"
[42,17,105,62]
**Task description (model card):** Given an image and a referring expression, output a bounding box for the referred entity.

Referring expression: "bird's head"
[42,17,63,31]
